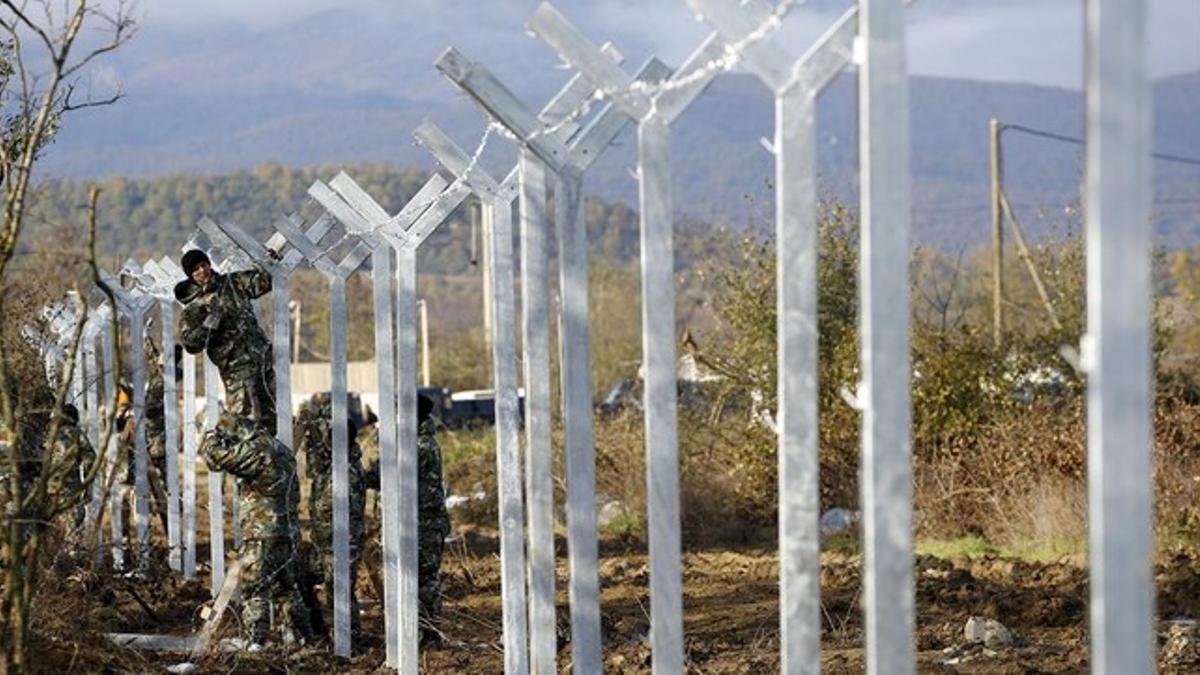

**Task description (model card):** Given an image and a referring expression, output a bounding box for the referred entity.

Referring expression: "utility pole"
[990,118,1004,347]
[418,298,430,386]
[476,200,494,362]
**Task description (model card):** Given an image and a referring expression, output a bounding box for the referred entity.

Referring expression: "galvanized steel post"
[1084,0,1154,672]
[308,171,453,666]
[858,0,915,671]
[414,120,528,674]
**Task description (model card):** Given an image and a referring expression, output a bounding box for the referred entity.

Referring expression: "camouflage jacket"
[294,394,365,476]
[358,420,446,519]
[295,394,367,539]
[176,269,272,378]
[200,423,300,541]
[144,364,165,444]
[416,420,447,522]
[47,421,95,504]
[0,419,94,510]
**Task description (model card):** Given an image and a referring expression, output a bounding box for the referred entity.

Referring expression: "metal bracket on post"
[97,268,157,564]
[413,120,530,674]
[434,38,672,674]
[305,171,449,664]
[271,206,373,659]
[146,256,202,579]
[686,1,908,671]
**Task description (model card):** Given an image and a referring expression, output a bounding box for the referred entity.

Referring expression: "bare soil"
[26,528,1200,673]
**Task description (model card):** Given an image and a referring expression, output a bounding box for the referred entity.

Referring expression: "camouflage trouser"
[224,358,277,436]
[147,435,170,536]
[240,536,318,644]
[121,442,170,544]
[419,514,450,625]
[312,517,365,637]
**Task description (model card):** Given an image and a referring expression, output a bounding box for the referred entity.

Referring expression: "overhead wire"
[1002,123,1200,168]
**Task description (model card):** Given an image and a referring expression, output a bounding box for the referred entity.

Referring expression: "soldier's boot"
[296,556,328,643]
[417,576,444,646]
[282,591,319,645]
[242,595,273,646]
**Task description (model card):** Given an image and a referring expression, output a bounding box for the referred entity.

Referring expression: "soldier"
[358,395,450,640]
[141,337,182,536]
[200,414,320,646]
[176,249,277,435]
[46,403,96,528]
[294,392,369,639]
[413,394,450,640]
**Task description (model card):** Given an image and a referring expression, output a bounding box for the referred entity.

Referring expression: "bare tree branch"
[84,184,121,551]
[0,0,54,56]
[60,79,120,111]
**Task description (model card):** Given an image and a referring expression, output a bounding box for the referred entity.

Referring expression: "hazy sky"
[143,0,1199,89]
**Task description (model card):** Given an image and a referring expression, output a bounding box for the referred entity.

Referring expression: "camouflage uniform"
[295,393,368,637]
[414,417,450,627]
[143,353,172,535]
[200,417,317,644]
[0,408,94,538]
[358,401,451,627]
[115,374,170,539]
[47,408,96,528]
[176,266,276,435]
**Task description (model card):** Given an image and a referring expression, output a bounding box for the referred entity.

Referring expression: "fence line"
[26,1,1158,671]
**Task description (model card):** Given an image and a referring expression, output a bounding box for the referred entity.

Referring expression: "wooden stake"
[999,190,1063,331]
[190,559,241,660]
[990,118,1005,347]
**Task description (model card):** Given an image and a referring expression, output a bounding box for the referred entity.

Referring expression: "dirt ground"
[26,526,1200,673]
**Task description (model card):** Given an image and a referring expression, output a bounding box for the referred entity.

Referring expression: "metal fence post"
[272,211,374,657]
[98,269,157,564]
[858,0,915,671]
[414,121,529,674]
[1084,0,1154,672]
[436,38,673,672]
[308,171,457,666]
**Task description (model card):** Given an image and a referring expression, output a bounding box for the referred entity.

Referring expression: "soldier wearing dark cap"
[176,249,278,435]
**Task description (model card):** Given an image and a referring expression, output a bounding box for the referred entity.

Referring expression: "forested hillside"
[25,163,660,273]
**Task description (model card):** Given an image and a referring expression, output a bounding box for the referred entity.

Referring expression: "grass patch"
[599,512,645,539]
[438,425,493,468]
[997,537,1086,563]
[916,536,998,559]
[915,535,1087,563]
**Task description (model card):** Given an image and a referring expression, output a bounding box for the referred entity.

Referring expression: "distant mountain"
[39,8,1200,249]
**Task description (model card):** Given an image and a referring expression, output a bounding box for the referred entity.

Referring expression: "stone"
[597,499,625,528]
[819,508,860,540]
[964,616,1013,648]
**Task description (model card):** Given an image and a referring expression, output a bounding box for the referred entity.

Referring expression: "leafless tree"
[0,3,133,672]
